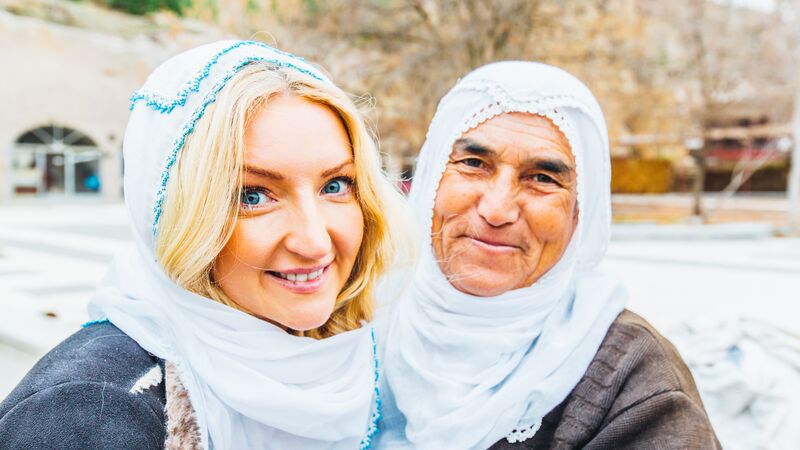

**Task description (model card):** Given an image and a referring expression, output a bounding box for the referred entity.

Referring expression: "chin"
[446,264,517,297]
[452,279,513,297]
[281,304,336,332]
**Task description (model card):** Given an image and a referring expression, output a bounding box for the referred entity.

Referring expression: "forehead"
[244,95,352,170]
[456,112,574,164]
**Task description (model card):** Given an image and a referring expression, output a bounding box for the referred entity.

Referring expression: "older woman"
[0,41,408,449]
[378,62,720,449]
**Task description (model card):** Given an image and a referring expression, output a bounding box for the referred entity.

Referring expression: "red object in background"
[706,147,787,163]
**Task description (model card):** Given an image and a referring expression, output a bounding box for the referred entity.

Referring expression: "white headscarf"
[380,61,627,449]
[88,41,380,450]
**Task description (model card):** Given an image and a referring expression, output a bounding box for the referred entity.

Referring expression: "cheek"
[326,202,364,263]
[524,193,577,240]
[216,217,282,276]
[238,217,284,262]
[432,171,480,235]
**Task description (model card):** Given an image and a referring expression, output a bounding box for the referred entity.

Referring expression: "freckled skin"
[431,113,578,297]
[213,95,364,331]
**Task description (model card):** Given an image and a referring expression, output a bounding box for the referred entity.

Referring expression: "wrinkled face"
[431,112,578,297]
[213,95,364,331]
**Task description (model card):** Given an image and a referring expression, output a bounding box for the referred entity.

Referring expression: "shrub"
[104,0,191,16]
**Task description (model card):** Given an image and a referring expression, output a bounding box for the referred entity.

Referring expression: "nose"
[477,171,520,227]
[284,196,332,261]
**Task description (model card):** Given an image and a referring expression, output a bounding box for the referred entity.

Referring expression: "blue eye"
[322,177,352,195]
[241,188,269,207]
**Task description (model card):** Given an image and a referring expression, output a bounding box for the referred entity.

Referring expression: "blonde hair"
[155,63,411,339]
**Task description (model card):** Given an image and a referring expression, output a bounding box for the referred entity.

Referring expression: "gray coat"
[489,311,722,449]
[0,322,200,449]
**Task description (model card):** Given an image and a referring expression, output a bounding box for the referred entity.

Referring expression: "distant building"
[0,1,225,202]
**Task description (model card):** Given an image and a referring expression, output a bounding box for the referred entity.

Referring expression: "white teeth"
[275,268,325,283]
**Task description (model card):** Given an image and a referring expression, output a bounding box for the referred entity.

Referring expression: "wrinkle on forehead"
[457,113,573,159]
[450,113,577,189]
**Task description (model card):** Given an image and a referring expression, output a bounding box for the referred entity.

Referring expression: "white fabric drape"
[669,319,800,450]
[380,62,627,449]
[88,41,377,450]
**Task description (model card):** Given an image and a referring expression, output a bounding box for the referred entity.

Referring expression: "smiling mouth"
[467,236,520,251]
[265,263,331,294]
[268,267,325,282]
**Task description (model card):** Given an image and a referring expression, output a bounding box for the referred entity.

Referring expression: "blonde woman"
[0,41,408,449]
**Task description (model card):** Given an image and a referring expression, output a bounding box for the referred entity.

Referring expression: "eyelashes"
[530,173,556,184]
[458,158,485,169]
[322,176,355,196]
[240,187,273,209]
[240,175,356,211]
[452,159,560,186]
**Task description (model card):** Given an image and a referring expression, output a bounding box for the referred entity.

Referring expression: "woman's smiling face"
[213,95,364,331]
[431,112,578,297]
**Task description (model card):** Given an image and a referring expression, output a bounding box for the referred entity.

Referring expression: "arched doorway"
[11,126,102,196]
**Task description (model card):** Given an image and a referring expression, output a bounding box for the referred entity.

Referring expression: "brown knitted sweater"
[490,310,721,450]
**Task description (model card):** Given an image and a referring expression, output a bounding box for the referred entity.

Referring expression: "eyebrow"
[320,160,354,178]
[453,138,494,157]
[244,165,283,180]
[531,158,572,175]
[244,160,354,181]
[454,138,573,174]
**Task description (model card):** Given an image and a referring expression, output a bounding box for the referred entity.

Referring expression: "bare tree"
[188,0,800,213]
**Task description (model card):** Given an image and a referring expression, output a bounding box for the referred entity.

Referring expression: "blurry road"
[0,201,798,398]
[603,238,800,334]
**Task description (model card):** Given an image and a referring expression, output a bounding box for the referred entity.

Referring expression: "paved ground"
[0,200,798,399]
[0,201,130,397]
[603,238,800,334]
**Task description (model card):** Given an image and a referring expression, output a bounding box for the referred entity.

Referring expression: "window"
[12,126,102,196]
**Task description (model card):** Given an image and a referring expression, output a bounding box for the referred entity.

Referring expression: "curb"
[611,222,777,241]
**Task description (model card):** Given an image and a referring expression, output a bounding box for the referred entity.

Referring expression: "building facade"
[0,1,224,202]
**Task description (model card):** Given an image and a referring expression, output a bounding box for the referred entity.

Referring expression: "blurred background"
[1,0,799,448]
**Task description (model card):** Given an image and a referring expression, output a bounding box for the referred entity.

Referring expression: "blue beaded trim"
[151,56,299,235]
[82,318,110,328]
[129,40,323,113]
[359,327,382,450]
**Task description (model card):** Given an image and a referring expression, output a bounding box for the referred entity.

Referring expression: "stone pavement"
[0,201,130,397]
[1,201,798,398]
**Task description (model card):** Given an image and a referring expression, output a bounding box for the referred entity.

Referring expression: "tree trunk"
[691,147,707,220]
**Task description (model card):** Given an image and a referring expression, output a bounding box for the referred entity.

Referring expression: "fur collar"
[164,362,202,450]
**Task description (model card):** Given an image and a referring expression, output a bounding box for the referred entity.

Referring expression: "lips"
[265,263,331,294]
[470,236,518,248]
[465,234,521,251]
[272,267,324,282]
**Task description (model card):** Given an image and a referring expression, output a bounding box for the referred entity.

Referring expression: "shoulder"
[0,322,167,449]
[548,310,719,449]
[506,310,719,449]
[599,310,704,409]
